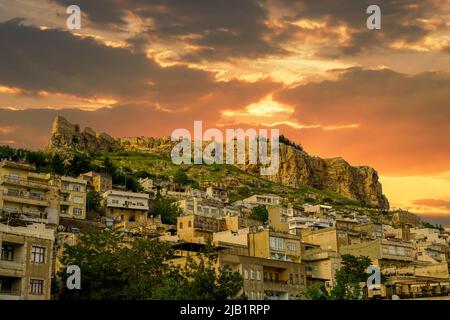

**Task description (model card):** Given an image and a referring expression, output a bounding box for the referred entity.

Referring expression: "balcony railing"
[1,175,49,190]
[3,190,46,202]
[1,209,48,222]
[0,289,21,299]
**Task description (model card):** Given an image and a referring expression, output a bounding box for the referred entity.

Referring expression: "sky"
[0,0,449,225]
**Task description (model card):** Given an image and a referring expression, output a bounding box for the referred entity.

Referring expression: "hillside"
[48,116,389,209]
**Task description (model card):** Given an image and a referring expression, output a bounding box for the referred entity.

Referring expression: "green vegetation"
[301,254,372,300]
[279,134,303,151]
[1,145,374,214]
[152,197,182,225]
[86,191,102,212]
[56,229,243,300]
[250,205,269,222]
[173,168,189,184]
[423,222,444,231]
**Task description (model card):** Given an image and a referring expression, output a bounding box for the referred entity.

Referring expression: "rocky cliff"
[48,116,121,152]
[48,116,389,208]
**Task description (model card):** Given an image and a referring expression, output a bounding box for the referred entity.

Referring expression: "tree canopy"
[301,254,372,300]
[250,205,269,222]
[56,229,243,300]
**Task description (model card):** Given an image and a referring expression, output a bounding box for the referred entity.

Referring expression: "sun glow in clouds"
[221,96,359,131]
[222,95,294,119]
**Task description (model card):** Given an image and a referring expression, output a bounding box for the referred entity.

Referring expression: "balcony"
[0,260,24,277]
[0,209,48,224]
[3,190,48,206]
[0,289,21,300]
[1,175,49,190]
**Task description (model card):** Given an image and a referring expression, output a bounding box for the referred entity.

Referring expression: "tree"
[102,156,115,175]
[86,191,102,212]
[0,145,16,160]
[57,229,127,300]
[152,245,243,300]
[152,198,182,224]
[173,168,189,185]
[301,254,371,300]
[55,229,243,300]
[250,205,268,222]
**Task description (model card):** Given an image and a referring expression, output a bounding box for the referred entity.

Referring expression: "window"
[244,269,248,280]
[256,270,261,281]
[0,278,13,294]
[29,279,44,295]
[73,184,83,192]
[179,222,183,229]
[31,246,45,263]
[112,199,119,204]
[188,221,192,228]
[29,192,42,200]
[287,242,298,251]
[1,245,14,261]
[7,189,20,197]
[250,269,254,280]
[269,237,285,250]
[73,208,83,216]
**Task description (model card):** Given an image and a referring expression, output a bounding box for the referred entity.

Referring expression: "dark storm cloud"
[0,19,280,108]
[0,18,157,97]
[53,0,285,61]
[273,0,442,57]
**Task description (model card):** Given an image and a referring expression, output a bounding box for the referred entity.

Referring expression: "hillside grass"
[96,151,365,207]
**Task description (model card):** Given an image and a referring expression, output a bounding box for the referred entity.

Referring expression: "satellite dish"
[57,225,66,232]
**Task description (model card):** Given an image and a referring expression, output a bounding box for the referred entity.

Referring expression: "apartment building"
[288,217,334,235]
[268,205,334,235]
[176,197,238,218]
[303,204,333,216]
[248,229,302,263]
[206,186,228,203]
[301,227,349,252]
[0,161,59,225]
[268,206,289,233]
[219,246,307,300]
[171,241,307,300]
[242,194,281,207]
[52,176,87,220]
[177,214,226,243]
[301,243,341,287]
[0,223,54,300]
[79,171,112,193]
[102,190,150,233]
[224,215,262,233]
[340,238,414,268]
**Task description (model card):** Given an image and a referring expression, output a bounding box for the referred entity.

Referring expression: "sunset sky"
[0,0,449,224]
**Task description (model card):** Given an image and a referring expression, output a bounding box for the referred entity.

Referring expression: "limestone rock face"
[47,116,389,208]
[249,144,389,208]
[119,136,175,157]
[48,116,121,152]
